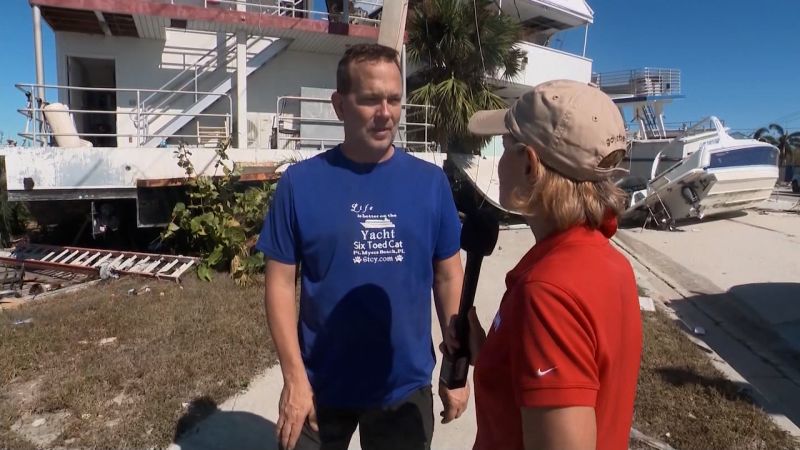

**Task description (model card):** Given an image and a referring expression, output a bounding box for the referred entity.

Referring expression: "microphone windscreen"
[460,210,499,256]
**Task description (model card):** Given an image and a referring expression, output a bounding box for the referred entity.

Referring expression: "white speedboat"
[618,116,779,226]
[588,68,780,227]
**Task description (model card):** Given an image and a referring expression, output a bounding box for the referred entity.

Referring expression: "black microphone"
[439,210,499,389]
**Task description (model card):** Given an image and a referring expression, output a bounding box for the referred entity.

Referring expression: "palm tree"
[753,124,800,164]
[753,124,800,182]
[406,0,525,154]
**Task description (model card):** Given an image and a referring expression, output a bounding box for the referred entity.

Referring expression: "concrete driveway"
[615,201,800,431]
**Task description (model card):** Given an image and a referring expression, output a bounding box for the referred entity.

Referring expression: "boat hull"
[620,142,780,226]
[701,165,779,216]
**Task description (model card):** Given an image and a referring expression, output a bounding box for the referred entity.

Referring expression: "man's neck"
[340,141,395,164]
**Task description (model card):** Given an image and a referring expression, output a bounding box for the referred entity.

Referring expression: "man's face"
[332,59,402,155]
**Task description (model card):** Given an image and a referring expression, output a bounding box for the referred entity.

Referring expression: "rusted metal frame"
[5,244,199,280]
[0,256,100,276]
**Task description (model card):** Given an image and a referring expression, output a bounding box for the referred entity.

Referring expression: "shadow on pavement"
[656,367,753,403]
[668,283,800,426]
[173,396,279,450]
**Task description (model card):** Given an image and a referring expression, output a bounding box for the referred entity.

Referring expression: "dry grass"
[634,310,799,450]
[0,274,275,449]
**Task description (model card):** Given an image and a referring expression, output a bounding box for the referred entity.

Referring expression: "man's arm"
[264,259,316,450]
[433,253,469,424]
[433,253,463,338]
[521,406,596,450]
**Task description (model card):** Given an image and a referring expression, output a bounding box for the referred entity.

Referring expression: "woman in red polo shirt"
[464,79,643,450]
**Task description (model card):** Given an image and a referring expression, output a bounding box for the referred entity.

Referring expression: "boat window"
[709,146,778,168]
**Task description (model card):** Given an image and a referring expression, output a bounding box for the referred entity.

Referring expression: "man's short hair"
[336,44,400,94]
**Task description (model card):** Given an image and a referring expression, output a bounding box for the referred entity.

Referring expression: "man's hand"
[276,375,317,450]
[439,381,470,424]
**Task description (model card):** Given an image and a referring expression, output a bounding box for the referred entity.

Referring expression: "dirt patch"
[2,377,43,409]
[633,311,799,450]
[0,274,276,449]
[11,411,71,448]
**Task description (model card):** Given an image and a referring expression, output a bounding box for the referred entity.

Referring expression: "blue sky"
[561,0,800,135]
[1,0,798,141]
[0,1,56,144]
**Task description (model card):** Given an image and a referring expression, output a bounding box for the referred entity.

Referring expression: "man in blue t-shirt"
[257,44,468,450]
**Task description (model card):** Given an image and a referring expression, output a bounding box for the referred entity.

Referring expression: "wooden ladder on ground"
[0,244,198,282]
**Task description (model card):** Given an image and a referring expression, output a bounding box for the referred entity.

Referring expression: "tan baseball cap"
[468,79,629,181]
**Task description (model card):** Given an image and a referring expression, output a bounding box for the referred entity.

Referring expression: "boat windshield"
[709,146,779,168]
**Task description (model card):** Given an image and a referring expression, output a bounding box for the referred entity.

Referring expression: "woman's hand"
[443,307,487,365]
[466,307,487,365]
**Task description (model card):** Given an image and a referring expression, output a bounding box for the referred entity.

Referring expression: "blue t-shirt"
[256,146,461,408]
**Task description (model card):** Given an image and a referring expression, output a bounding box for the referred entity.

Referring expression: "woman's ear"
[524,146,539,180]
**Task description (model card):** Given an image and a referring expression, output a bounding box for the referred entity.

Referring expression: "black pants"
[288,386,434,450]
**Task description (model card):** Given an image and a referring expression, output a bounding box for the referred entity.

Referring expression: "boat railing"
[681,116,724,134]
[662,119,720,134]
[16,83,232,147]
[275,95,434,152]
[200,0,384,26]
[592,68,681,97]
[666,116,731,143]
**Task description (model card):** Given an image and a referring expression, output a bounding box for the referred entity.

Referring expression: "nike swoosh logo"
[536,367,557,377]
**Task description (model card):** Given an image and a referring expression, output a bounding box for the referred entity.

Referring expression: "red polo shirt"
[473,217,642,450]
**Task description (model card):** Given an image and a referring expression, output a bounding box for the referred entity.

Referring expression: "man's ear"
[331,91,344,121]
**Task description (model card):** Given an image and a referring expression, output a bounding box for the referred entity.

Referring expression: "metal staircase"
[140,35,291,147]
[641,104,663,139]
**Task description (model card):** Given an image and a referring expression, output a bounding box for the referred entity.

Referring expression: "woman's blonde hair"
[509,145,627,231]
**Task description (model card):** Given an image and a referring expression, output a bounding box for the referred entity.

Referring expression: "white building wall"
[247,50,340,112]
[478,42,592,159]
[54,29,341,149]
[56,29,225,147]
[179,49,341,149]
[514,41,593,86]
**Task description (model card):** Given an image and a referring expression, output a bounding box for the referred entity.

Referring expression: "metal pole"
[136,90,141,145]
[33,5,46,146]
[378,0,408,52]
[32,98,37,147]
[33,6,45,102]
[402,44,407,147]
[401,45,407,106]
[236,31,247,149]
[582,24,589,57]
[424,105,429,151]
[236,0,247,149]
